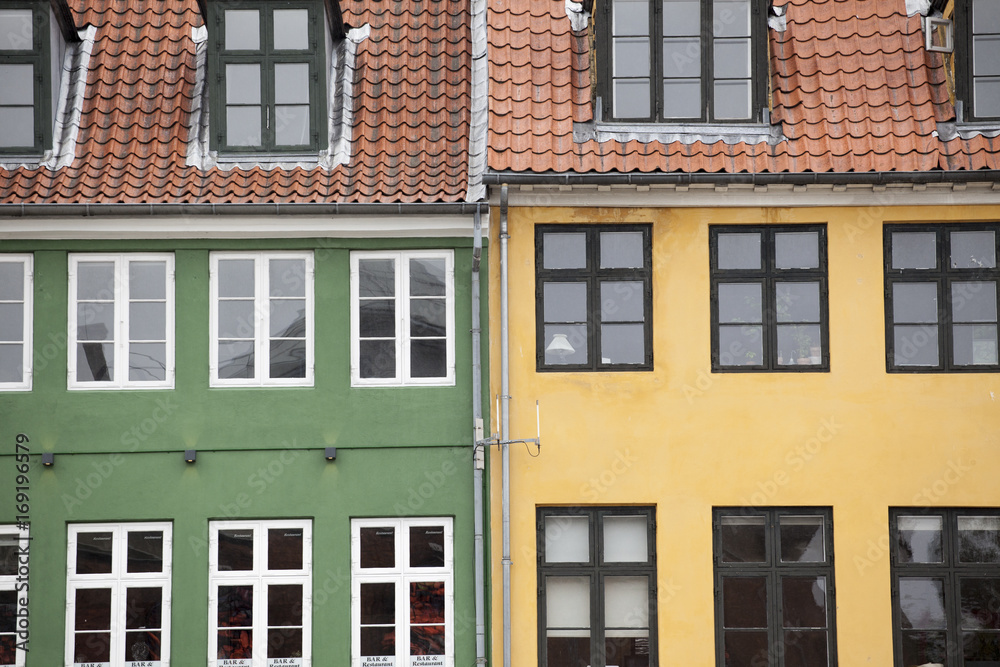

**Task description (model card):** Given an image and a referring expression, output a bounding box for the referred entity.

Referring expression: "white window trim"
[209,252,315,388]
[1,524,29,667]
[350,250,456,387]
[0,255,32,391]
[67,253,175,390]
[64,522,173,667]
[350,517,455,667]
[208,519,313,667]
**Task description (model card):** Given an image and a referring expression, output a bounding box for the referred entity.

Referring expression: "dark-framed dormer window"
[956,0,1000,121]
[208,0,327,153]
[597,0,768,122]
[0,1,52,153]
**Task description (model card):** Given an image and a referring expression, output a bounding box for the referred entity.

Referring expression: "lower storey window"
[1,525,29,667]
[713,508,837,667]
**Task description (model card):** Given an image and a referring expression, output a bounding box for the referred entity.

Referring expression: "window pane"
[714,0,751,37]
[961,578,1000,629]
[129,343,164,378]
[546,576,591,629]
[0,535,16,576]
[78,262,115,300]
[718,233,761,270]
[724,632,768,667]
[894,325,940,366]
[0,590,12,633]
[0,344,23,383]
[964,631,1000,665]
[359,259,395,297]
[269,258,306,297]
[614,38,651,77]
[268,584,303,626]
[959,516,1000,563]
[410,339,446,377]
[601,323,644,364]
[268,527,303,570]
[603,515,648,562]
[269,298,306,337]
[615,79,652,118]
[714,79,752,120]
[225,9,259,50]
[77,342,114,381]
[129,261,166,299]
[544,325,587,364]
[545,516,590,563]
[613,0,649,34]
[722,577,767,628]
[74,633,111,663]
[0,10,32,50]
[359,299,395,338]
[411,299,447,337]
[218,300,254,339]
[360,339,395,378]
[719,283,761,323]
[719,324,763,365]
[411,625,446,657]
[601,232,645,268]
[361,582,395,624]
[776,282,820,322]
[411,581,445,624]
[544,233,587,270]
[275,105,310,145]
[218,259,255,297]
[273,9,309,50]
[975,0,1000,33]
[218,585,253,627]
[360,526,395,568]
[894,283,938,323]
[952,281,997,323]
[78,302,114,340]
[663,0,700,36]
[0,261,24,299]
[715,38,751,78]
[75,587,112,629]
[227,106,262,146]
[125,587,162,629]
[0,304,23,341]
[410,525,446,567]
[0,108,33,148]
[662,37,700,77]
[77,532,114,574]
[269,338,305,378]
[411,258,447,296]
[954,324,998,365]
[268,628,303,660]
[127,531,164,573]
[974,36,1000,76]
[544,282,587,322]
[601,281,644,322]
[361,625,396,657]
[776,232,820,269]
[782,576,827,628]
[226,64,261,104]
[218,629,253,661]
[899,577,947,629]
[952,231,997,268]
[218,529,254,571]
[776,325,822,365]
[218,341,254,378]
[0,64,32,104]
[780,516,825,563]
[605,576,649,627]
[901,631,947,667]
[783,630,829,667]
[720,516,766,563]
[130,302,165,341]
[892,232,937,269]
[897,516,944,564]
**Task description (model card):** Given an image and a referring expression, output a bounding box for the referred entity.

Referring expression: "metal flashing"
[465,0,489,202]
[573,120,784,146]
[937,121,1000,142]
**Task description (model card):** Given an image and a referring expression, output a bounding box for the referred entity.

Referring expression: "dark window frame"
[889,507,1000,667]
[537,506,658,667]
[0,0,51,154]
[712,506,838,667]
[883,223,1000,373]
[955,0,1000,122]
[535,224,653,372]
[207,0,327,154]
[710,225,830,372]
[595,0,769,123]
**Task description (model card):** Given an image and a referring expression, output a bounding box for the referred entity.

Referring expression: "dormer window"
[957,0,1000,121]
[208,0,327,153]
[0,2,53,153]
[597,0,768,123]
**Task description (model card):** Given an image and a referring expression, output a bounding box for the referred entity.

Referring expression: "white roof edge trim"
[0,214,488,240]
[465,0,489,202]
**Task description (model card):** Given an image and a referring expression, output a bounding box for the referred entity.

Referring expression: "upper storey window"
[208,0,326,153]
[957,0,1000,120]
[598,0,767,122]
[0,2,52,152]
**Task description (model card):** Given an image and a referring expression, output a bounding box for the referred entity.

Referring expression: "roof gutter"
[482,170,1000,187]
[0,202,485,218]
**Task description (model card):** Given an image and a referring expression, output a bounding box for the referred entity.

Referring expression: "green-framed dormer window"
[208,0,327,153]
[0,1,52,153]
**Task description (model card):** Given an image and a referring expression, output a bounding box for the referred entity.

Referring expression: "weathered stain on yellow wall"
[489,204,1000,667]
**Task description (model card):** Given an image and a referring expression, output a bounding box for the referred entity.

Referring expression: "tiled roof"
[488,0,1000,174]
[0,0,473,204]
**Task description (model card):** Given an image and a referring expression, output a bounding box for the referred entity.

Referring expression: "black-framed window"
[0,1,51,153]
[208,0,326,153]
[713,507,837,667]
[711,225,829,371]
[956,0,1000,121]
[597,0,767,122]
[538,507,657,667]
[890,508,1000,667]
[536,225,652,372]
[884,224,1000,372]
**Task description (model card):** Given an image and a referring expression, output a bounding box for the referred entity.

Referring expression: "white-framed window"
[351,517,454,667]
[209,520,312,667]
[210,252,314,387]
[0,255,31,391]
[350,251,455,386]
[1,524,29,667]
[68,254,175,389]
[65,522,173,667]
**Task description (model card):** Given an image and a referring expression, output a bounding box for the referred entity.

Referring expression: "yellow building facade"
[489,197,1000,667]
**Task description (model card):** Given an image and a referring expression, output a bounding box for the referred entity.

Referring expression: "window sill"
[573,119,783,146]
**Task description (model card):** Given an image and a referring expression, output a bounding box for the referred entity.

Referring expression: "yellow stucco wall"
[488,203,1000,667]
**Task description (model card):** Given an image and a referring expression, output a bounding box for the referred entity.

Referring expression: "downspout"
[500,184,512,667]
[472,204,487,667]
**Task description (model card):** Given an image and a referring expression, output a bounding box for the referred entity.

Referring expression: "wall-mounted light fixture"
[42,452,54,467]
[184,449,197,463]
[324,447,337,461]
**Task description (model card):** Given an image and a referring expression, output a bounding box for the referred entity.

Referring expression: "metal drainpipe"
[471,204,487,667]
[500,184,512,667]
